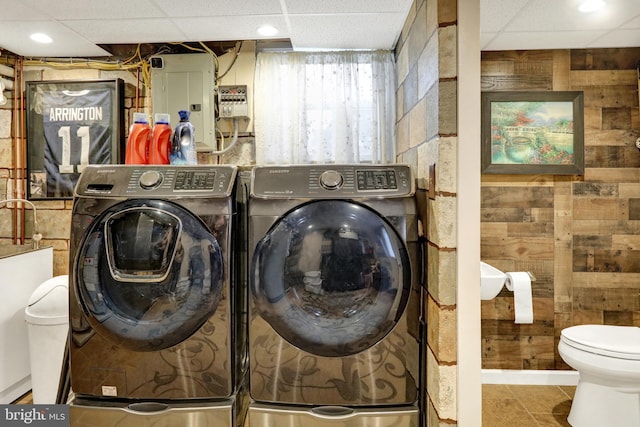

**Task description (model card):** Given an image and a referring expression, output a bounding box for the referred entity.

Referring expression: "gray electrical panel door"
[150,53,216,151]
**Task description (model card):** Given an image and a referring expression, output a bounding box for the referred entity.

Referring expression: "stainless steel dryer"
[247,164,421,426]
[68,165,246,426]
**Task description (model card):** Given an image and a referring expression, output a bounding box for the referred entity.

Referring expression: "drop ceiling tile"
[483,30,610,51]
[621,14,640,29]
[0,21,110,57]
[62,18,186,44]
[284,0,412,14]
[152,0,282,17]
[588,28,640,47]
[480,32,499,50]
[507,0,640,32]
[24,0,164,20]
[480,0,529,32]
[0,0,50,20]
[172,15,289,41]
[288,14,406,50]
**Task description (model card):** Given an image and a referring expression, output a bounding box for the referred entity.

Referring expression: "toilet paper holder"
[506,271,536,285]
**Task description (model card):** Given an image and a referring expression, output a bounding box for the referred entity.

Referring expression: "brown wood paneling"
[584,167,640,182]
[628,198,640,220]
[572,182,618,196]
[604,310,634,325]
[482,335,555,365]
[612,234,640,250]
[573,234,612,248]
[585,130,640,147]
[571,48,640,70]
[481,76,552,91]
[570,69,638,86]
[573,248,640,272]
[482,186,554,208]
[482,50,556,63]
[573,271,640,288]
[574,287,640,311]
[602,107,632,129]
[586,146,640,168]
[554,181,573,311]
[573,219,640,235]
[581,85,638,108]
[507,222,554,237]
[481,319,555,337]
[481,207,531,222]
[523,358,556,370]
[481,237,554,260]
[481,47,640,370]
[572,198,626,220]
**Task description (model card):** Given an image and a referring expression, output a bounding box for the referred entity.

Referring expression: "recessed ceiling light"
[30,33,53,44]
[257,25,279,37]
[578,0,606,13]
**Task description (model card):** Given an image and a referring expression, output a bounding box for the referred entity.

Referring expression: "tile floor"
[12,392,33,404]
[483,384,576,427]
[14,385,576,426]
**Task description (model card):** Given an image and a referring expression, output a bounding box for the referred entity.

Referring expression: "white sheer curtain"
[254,50,396,164]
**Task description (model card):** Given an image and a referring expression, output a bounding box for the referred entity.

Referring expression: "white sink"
[480,262,507,300]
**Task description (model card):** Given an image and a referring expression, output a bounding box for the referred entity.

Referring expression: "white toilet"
[558,324,640,427]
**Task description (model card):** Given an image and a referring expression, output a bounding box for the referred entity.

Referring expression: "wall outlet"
[636,137,640,149]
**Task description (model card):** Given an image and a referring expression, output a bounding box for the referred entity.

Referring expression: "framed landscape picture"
[26,79,124,200]
[481,91,584,175]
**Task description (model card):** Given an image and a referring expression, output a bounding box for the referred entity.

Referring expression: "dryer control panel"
[251,164,414,199]
[75,165,237,198]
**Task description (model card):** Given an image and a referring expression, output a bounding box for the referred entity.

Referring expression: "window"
[254,51,396,164]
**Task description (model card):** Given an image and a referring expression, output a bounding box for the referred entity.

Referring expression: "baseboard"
[481,369,579,386]
[0,375,31,404]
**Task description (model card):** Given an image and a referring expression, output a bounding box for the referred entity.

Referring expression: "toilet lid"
[561,325,640,360]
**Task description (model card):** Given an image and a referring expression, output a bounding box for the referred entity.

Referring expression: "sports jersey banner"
[26,80,124,199]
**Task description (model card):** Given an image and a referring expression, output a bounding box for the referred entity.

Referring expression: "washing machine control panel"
[139,170,163,189]
[252,164,413,198]
[75,165,237,197]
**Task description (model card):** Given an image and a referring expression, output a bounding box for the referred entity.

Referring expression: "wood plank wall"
[480,48,640,370]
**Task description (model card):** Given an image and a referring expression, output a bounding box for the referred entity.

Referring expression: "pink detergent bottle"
[149,113,171,165]
[125,112,151,164]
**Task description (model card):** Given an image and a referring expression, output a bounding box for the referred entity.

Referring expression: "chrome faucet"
[0,198,42,249]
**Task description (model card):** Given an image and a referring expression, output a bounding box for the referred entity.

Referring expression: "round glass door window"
[251,200,411,357]
[75,199,224,351]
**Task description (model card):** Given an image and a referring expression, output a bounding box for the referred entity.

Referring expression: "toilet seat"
[561,325,640,361]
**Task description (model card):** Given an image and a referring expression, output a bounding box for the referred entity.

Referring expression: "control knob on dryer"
[139,170,163,189]
[319,169,344,190]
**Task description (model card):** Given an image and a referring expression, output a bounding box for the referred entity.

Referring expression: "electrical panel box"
[150,53,216,151]
[216,41,255,135]
[218,85,249,118]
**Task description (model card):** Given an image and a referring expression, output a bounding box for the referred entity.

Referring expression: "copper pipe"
[18,58,26,243]
[135,68,140,110]
[11,58,21,244]
[11,57,27,245]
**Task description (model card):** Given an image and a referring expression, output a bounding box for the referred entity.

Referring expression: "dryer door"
[251,200,411,357]
[74,199,224,351]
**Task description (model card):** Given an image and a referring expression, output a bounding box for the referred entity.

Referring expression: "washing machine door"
[74,199,224,351]
[251,200,411,357]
